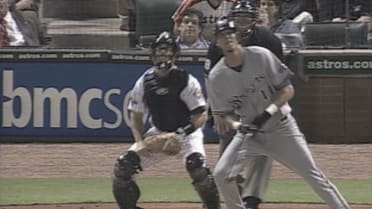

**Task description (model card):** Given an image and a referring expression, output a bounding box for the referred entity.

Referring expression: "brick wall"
[292,77,372,144]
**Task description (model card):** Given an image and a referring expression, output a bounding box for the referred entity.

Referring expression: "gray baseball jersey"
[207,46,292,126]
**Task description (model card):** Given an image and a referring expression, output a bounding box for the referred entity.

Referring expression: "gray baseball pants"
[213,114,350,209]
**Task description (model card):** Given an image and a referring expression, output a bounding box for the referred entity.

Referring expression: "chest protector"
[143,68,190,132]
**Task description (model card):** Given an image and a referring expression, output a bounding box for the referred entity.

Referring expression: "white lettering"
[79,88,102,129]
[1,70,131,130]
[103,89,122,129]
[33,88,78,128]
[2,71,32,127]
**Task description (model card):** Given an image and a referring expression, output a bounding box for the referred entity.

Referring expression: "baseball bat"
[231,121,263,135]
[172,0,201,22]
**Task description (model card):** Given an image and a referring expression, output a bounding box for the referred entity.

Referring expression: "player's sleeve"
[128,76,147,113]
[204,42,223,78]
[264,50,294,90]
[205,71,233,115]
[180,74,206,111]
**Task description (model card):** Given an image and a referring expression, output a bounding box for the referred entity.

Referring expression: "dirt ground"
[0,143,372,209]
[1,203,372,209]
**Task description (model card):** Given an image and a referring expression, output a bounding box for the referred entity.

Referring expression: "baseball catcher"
[112,31,220,209]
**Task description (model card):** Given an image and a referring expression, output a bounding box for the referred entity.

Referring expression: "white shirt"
[4,12,25,46]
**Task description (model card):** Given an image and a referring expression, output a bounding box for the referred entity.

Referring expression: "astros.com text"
[307,59,372,70]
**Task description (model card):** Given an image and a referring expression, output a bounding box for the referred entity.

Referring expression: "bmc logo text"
[2,70,132,129]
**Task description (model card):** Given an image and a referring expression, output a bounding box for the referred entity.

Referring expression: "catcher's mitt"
[143,133,182,155]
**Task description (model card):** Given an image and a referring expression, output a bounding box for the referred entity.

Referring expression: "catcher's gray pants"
[219,130,272,200]
[213,114,350,209]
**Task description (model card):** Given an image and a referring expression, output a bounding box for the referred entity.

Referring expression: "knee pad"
[114,151,143,180]
[186,152,205,179]
[112,178,140,209]
[112,151,142,209]
[186,153,220,209]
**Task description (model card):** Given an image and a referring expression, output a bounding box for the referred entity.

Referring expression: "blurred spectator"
[189,0,232,41]
[12,0,46,45]
[318,0,372,32]
[175,8,210,49]
[11,0,40,28]
[259,0,303,48]
[12,0,39,11]
[281,0,318,21]
[118,0,136,31]
[171,0,233,41]
[0,0,9,46]
[0,0,41,47]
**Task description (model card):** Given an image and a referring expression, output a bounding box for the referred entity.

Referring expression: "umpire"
[204,0,283,209]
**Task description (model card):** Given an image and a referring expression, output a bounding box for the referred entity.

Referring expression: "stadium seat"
[134,0,181,48]
[303,22,368,48]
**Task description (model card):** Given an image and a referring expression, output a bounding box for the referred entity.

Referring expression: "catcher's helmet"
[151,31,179,56]
[229,0,258,17]
[215,17,236,34]
[151,31,180,69]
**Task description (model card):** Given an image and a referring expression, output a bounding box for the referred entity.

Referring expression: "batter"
[206,18,351,209]
[204,1,284,208]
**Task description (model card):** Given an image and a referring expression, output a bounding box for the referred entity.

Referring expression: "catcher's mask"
[229,0,258,17]
[228,0,258,33]
[151,31,180,71]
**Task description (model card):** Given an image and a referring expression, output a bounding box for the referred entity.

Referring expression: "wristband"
[265,104,279,116]
[176,123,196,136]
[231,121,241,130]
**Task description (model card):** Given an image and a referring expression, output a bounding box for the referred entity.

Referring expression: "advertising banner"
[0,50,216,141]
[299,50,372,76]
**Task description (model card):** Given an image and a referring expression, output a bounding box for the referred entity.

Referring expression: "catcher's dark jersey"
[204,26,283,76]
[128,67,206,132]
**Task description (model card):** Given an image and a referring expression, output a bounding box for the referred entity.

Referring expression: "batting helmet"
[215,17,236,34]
[151,31,180,56]
[229,0,258,17]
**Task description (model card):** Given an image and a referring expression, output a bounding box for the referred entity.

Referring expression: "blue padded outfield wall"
[0,50,218,142]
[2,49,372,143]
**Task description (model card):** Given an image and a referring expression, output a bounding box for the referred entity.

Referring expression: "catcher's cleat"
[243,196,261,209]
